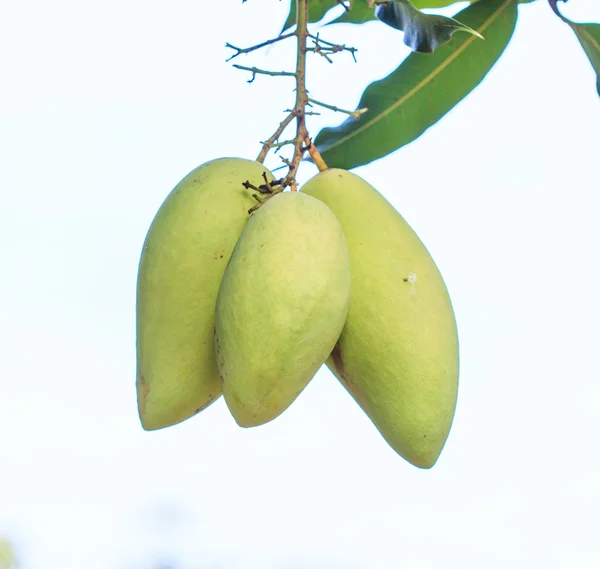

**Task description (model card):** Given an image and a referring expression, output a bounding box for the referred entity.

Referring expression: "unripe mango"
[136,158,274,431]
[215,191,352,427]
[302,169,459,468]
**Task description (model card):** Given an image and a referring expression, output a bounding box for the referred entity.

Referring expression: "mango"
[136,157,274,431]
[302,169,459,468]
[215,191,352,427]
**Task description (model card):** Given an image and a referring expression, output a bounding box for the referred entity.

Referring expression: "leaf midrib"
[321,0,515,153]
[576,25,600,56]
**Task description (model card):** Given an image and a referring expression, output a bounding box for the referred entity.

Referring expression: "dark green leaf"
[315,0,518,170]
[376,0,483,53]
[571,23,600,95]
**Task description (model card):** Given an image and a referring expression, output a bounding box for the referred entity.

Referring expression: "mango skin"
[215,191,352,427]
[302,169,459,468]
[136,157,274,431]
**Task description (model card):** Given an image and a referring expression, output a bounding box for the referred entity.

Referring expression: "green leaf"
[282,0,473,30]
[332,0,533,25]
[549,1,600,96]
[412,0,473,6]
[334,0,469,25]
[571,23,600,95]
[315,0,518,170]
[376,0,483,53]
[412,0,473,7]
[282,0,337,32]
[332,2,375,25]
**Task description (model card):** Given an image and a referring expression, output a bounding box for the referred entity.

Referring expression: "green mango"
[302,169,459,468]
[136,157,274,431]
[215,191,352,427]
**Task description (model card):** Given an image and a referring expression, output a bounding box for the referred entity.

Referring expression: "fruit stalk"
[291,0,329,177]
[248,0,327,212]
[282,0,310,191]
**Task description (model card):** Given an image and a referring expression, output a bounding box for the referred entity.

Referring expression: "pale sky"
[1,1,599,568]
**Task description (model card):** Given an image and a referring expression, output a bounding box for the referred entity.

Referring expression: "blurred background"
[1,1,599,567]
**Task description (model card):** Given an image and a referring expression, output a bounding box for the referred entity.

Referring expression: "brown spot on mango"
[136,370,150,415]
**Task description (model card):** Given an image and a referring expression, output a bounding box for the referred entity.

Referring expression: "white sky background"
[1,0,599,567]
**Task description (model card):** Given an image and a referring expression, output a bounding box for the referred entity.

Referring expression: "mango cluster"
[136,157,459,468]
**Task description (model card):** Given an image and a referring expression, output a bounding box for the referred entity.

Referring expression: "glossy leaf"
[315,0,519,170]
[334,0,471,25]
[331,0,535,25]
[376,0,483,53]
[571,23,600,95]
[549,1,600,96]
[282,0,469,30]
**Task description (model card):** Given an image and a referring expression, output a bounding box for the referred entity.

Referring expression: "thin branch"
[256,112,295,163]
[238,0,334,209]
[308,33,358,63]
[307,34,333,48]
[249,0,313,211]
[226,32,295,62]
[308,97,368,120]
[232,65,296,83]
[282,0,311,192]
[309,46,335,64]
[271,139,296,150]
